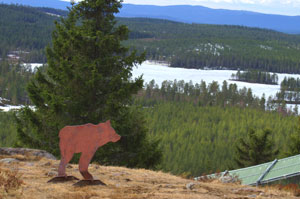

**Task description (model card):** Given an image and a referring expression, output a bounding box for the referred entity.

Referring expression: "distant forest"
[119,18,300,73]
[0,61,34,105]
[281,77,300,91]
[231,70,278,85]
[1,78,298,176]
[2,4,300,73]
[0,4,58,62]
[134,80,298,176]
[270,77,300,104]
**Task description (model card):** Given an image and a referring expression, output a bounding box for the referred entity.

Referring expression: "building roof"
[195,154,300,185]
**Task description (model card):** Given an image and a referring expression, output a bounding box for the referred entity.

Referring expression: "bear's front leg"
[78,151,95,180]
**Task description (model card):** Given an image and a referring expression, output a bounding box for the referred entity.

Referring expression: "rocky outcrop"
[0,158,20,163]
[0,148,56,160]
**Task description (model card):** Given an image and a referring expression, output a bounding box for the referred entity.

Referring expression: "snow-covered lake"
[132,61,300,99]
[3,61,300,112]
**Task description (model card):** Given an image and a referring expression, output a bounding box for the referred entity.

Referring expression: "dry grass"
[0,154,298,199]
[271,184,300,197]
[0,163,23,199]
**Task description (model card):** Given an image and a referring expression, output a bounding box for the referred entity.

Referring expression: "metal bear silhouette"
[48,120,121,185]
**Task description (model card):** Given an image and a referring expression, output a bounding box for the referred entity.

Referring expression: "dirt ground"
[0,154,298,199]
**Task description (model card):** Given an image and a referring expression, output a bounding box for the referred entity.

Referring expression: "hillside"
[0,4,61,62]
[2,4,300,73]
[2,0,300,33]
[119,18,300,73]
[118,4,300,34]
[0,150,298,199]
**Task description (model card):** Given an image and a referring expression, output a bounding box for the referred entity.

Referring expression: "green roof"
[196,154,300,185]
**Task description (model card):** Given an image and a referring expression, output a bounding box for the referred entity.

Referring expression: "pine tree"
[234,128,278,168]
[15,0,161,169]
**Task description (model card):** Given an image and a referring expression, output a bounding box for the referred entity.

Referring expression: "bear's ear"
[106,120,111,125]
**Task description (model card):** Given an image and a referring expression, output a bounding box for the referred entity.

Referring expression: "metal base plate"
[47,176,79,183]
[73,179,106,187]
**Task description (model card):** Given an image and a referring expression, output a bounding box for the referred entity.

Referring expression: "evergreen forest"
[134,80,298,176]
[1,80,299,176]
[0,4,62,62]
[0,111,17,147]
[0,60,34,105]
[2,4,300,74]
[119,18,300,73]
[231,70,278,85]
[268,77,300,105]
[136,80,265,109]
[142,103,296,176]
[281,77,300,91]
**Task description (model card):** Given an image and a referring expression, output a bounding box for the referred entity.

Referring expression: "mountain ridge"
[2,4,300,73]
[1,0,300,33]
[117,4,300,34]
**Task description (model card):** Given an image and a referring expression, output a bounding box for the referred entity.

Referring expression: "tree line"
[136,79,266,110]
[281,77,300,91]
[231,70,278,85]
[267,77,300,105]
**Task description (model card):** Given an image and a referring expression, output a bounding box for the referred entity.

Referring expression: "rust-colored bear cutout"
[48,120,121,186]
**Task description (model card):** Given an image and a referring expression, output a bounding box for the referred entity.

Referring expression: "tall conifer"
[16,0,161,169]
[234,128,278,168]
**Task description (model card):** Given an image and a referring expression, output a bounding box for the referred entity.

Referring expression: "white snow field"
[132,61,300,99]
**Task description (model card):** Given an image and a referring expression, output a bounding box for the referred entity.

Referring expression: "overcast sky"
[62,0,300,16]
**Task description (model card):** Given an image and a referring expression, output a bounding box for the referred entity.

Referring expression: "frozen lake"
[132,61,300,99]
[3,61,300,112]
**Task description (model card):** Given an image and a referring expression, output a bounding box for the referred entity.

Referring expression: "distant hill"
[119,18,300,73]
[1,1,300,33]
[0,4,69,63]
[118,4,300,34]
[2,4,300,73]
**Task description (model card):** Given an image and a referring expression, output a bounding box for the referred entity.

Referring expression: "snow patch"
[45,12,61,17]
[259,45,273,50]
[193,43,227,56]
[22,63,43,72]
[0,105,24,112]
